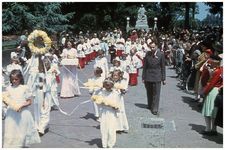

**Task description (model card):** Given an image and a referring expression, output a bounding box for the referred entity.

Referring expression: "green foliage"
[79,13,97,31]
[2,2,75,34]
[2,2,222,35]
[205,2,223,15]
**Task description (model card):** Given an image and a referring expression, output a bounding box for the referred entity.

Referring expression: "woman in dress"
[3,69,40,148]
[200,55,223,136]
[60,41,81,98]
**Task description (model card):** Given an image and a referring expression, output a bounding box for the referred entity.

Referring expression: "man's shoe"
[153,112,157,115]
[151,111,157,115]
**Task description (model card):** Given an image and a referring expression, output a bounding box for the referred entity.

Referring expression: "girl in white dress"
[94,49,109,78]
[98,78,120,148]
[89,67,105,121]
[60,41,81,98]
[109,57,129,85]
[112,69,129,132]
[3,69,40,148]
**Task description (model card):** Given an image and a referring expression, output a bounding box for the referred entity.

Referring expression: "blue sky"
[195,2,210,21]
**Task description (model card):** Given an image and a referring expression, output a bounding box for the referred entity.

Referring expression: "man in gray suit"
[142,42,166,115]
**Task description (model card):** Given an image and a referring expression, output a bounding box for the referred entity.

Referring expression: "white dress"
[90,76,105,117]
[109,66,129,85]
[94,56,109,78]
[98,89,120,148]
[114,80,129,131]
[4,85,41,148]
[125,41,131,54]
[60,48,81,97]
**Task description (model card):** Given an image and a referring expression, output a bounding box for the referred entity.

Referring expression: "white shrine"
[135,4,149,31]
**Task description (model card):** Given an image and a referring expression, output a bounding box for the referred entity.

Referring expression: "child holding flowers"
[88,67,105,121]
[92,78,120,148]
[3,69,40,148]
[112,69,129,132]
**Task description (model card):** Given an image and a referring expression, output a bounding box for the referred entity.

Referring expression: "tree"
[205,2,223,25]
[2,2,37,34]
[190,2,199,28]
[3,2,204,35]
[2,2,75,34]
[158,2,183,31]
[184,2,190,30]
[79,13,97,32]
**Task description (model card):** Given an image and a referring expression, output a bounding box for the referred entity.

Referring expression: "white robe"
[4,85,40,148]
[98,89,120,148]
[77,43,86,58]
[114,80,129,131]
[90,76,105,117]
[94,57,109,78]
[60,48,81,97]
[127,55,139,74]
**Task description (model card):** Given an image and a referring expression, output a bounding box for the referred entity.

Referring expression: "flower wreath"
[2,92,20,111]
[91,94,119,109]
[27,30,52,55]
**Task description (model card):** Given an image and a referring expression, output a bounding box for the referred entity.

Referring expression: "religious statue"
[137,4,147,22]
[135,4,149,31]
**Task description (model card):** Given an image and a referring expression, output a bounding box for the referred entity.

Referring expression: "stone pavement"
[2,55,223,148]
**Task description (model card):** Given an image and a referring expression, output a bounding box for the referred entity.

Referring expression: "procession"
[2,2,223,148]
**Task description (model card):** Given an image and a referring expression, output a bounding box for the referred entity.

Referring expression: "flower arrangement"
[2,92,20,111]
[114,83,122,89]
[91,94,119,109]
[84,79,101,92]
[27,30,52,55]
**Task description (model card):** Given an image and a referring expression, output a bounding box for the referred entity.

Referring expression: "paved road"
[2,55,223,148]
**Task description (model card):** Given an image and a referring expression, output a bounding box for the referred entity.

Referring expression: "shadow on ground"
[189,124,223,144]
[135,103,149,109]
[80,112,97,121]
[85,138,102,148]
[182,96,201,113]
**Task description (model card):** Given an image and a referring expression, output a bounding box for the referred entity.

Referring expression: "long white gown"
[4,85,41,148]
[98,89,120,148]
[60,48,81,97]
[90,76,105,117]
[114,80,129,131]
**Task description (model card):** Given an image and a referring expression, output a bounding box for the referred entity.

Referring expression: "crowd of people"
[2,25,223,148]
